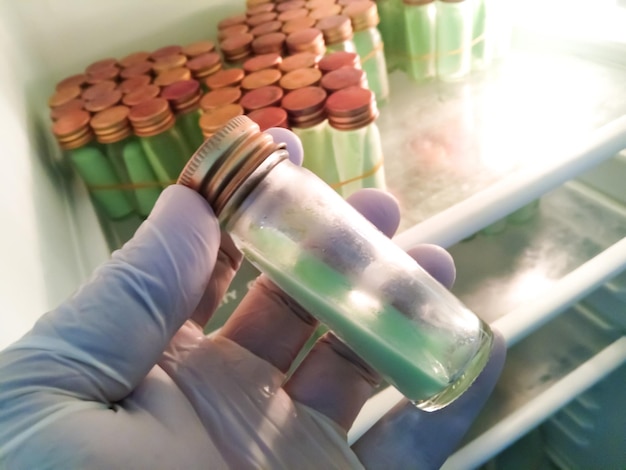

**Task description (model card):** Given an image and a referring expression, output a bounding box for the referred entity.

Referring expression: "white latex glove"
[0,130,505,469]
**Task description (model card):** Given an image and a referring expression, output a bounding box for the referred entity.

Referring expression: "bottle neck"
[178,115,288,224]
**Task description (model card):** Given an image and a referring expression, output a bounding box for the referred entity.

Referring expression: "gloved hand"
[0,129,505,470]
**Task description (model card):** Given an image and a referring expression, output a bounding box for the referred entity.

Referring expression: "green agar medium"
[69,145,134,220]
[243,224,449,401]
[353,28,390,105]
[294,122,341,189]
[175,110,205,151]
[359,122,386,190]
[403,0,436,82]
[139,129,191,185]
[436,0,473,80]
[122,139,162,217]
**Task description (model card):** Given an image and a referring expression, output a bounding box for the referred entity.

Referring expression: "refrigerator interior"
[1,0,625,467]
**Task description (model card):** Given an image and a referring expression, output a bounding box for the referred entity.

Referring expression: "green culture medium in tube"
[52,109,134,220]
[161,79,206,151]
[436,0,473,80]
[177,115,493,409]
[128,98,192,186]
[343,0,390,105]
[281,86,340,189]
[402,0,436,81]
[316,14,358,54]
[325,86,386,198]
[90,105,161,217]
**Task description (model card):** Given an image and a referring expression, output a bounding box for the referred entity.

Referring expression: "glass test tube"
[343,0,391,105]
[325,86,386,197]
[178,115,493,410]
[281,86,340,188]
[90,105,161,217]
[402,0,437,81]
[128,98,192,186]
[436,0,473,80]
[52,109,134,220]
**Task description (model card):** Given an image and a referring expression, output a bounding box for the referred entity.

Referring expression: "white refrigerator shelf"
[350,163,626,457]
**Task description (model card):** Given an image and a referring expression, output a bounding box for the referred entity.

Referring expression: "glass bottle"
[325,86,386,197]
[128,98,192,186]
[320,66,368,94]
[186,52,223,90]
[375,0,406,72]
[218,24,252,42]
[435,0,473,81]
[220,32,255,67]
[243,52,283,74]
[118,75,152,95]
[276,0,307,12]
[54,73,87,92]
[83,89,123,114]
[316,15,358,54]
[251,32,288,56]
[178,115,494,410]
[277,7,308,23]
[471,0,497,68]
[205,68,245,91]
[285,28,327,57]
[150,45,183,61]
[247,106,289,131]
[161,79,205,150]
[279,51,320,74]
[281,86,340,189]
[90,105,162,217]
[52,109,134,220]
[250,20,284,38]
[48,85,82,110]
[119,60,154,80]
[240,69,283,93]
[247,1,276,16]
[309,4,342,22]
[199,87,243,113]
[122,84,161,108]
[342,0,390,105]
[118,51,151,69]
[217,13,248,32]
[239,85,284,114]
[246,11,278,29]
[282,16,317,35]
[182,40,216,59]
[151,53,188,75]
[198,103,244,139]
[153,67,192,88]
[279,67,323,92]
[402,0,436,82]
[318,51,361,74]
